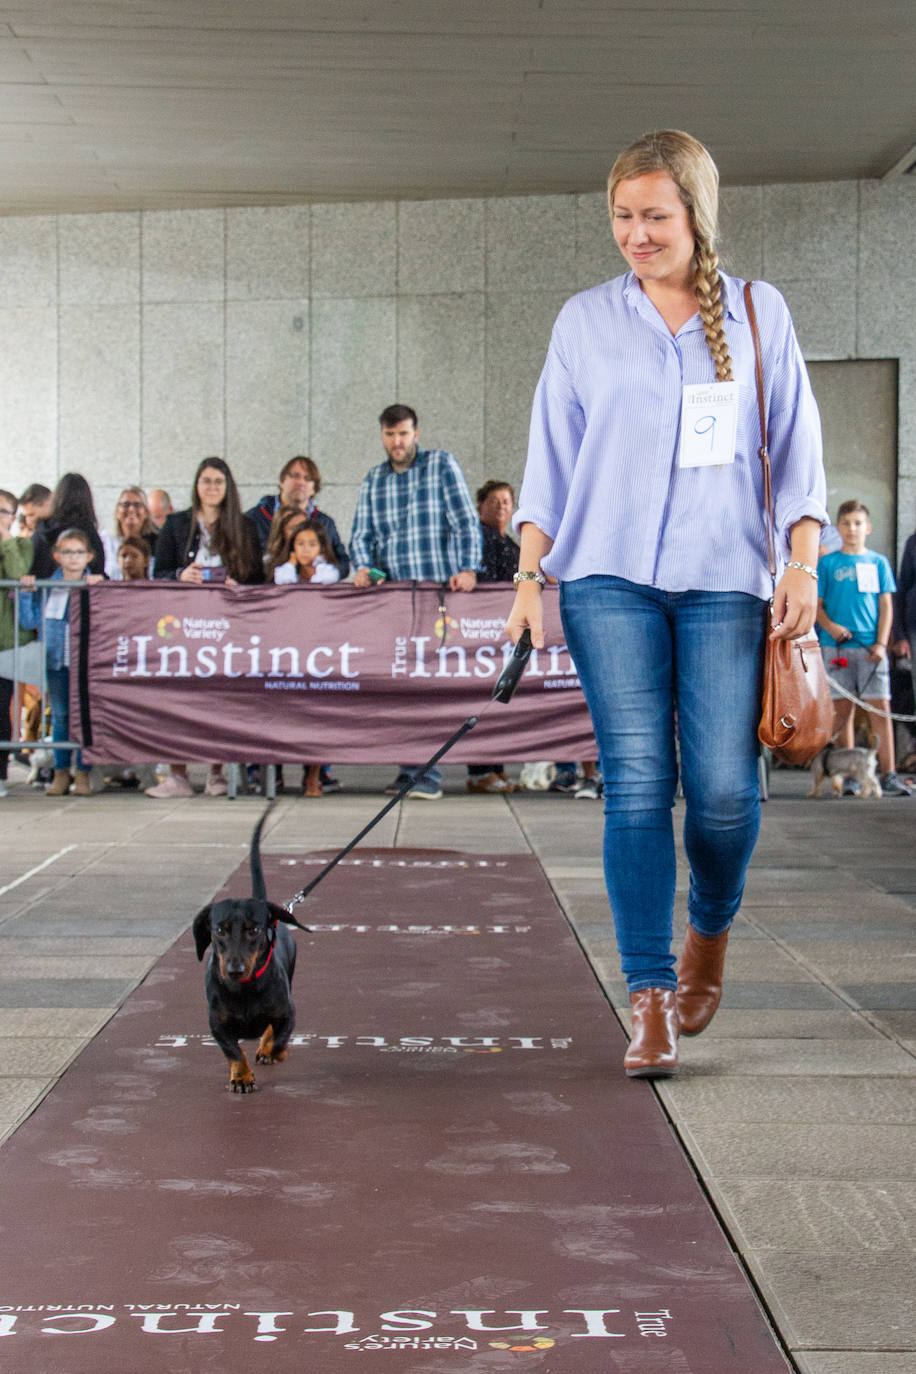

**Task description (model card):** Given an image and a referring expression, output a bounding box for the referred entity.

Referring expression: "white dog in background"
[520,762,557,791]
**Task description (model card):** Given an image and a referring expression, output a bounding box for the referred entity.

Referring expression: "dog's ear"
[192,906,214,960]
[267,902,300,929]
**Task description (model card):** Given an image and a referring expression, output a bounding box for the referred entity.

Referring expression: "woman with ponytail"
[507,130,827,1078]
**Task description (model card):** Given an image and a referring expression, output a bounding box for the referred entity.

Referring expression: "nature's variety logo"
[433,609,457,643]
[490,1338,557,1351]
[156,614,179,639]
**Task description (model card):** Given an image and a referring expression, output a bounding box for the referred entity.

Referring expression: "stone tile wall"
[0,178,912,555]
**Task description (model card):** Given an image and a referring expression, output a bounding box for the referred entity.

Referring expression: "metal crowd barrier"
[0,577,82,758]
[0,577,275,797]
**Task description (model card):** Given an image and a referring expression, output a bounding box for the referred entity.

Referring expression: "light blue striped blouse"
[514,271,827,599]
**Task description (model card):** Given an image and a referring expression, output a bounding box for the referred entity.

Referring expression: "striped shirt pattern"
[514,271,827,599]
[349,448,483,582]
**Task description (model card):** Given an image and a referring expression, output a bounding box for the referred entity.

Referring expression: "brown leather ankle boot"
[45,769,72,796]
[624,988,679,1078]
[675,925,729,1036]
[71,770,92,796]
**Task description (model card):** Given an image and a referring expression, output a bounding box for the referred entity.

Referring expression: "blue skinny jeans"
[560,576,766,992]
[48,665,83,772]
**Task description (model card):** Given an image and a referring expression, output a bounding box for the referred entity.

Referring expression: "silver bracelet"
[786,561,818,581]
[513,570,545,586]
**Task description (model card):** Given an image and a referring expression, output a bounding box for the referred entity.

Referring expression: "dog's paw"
[228,1076,258,1093]
[256,1048,287,1065]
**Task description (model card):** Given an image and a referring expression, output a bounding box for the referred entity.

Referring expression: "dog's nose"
[226,963,246,980]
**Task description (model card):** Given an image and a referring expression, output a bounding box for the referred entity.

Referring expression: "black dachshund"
[192,804,299,1093]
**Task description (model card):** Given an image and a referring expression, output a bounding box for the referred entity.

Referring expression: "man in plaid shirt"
[349,403,483,798]
[351,405,482,590]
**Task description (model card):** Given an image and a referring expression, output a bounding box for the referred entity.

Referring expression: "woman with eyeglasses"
[101,487,159,579]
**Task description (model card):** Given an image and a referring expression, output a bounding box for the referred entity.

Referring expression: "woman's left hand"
[770,566,818,641]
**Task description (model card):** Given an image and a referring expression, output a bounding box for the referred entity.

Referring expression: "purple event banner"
[71,582,596,765]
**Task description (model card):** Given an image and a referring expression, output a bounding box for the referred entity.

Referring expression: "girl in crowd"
[116,535,152,581]
[506,130,826,1078]
[30,473,105,579]
[270,517,340,797]
[270,518,341,585]
[101,487,159,579]
[148,457,263,799]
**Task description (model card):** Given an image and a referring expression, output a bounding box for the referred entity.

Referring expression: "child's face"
[118,545,147,580]
[837,511,870,551]
[53,539,92,579]
[292,529,321,565]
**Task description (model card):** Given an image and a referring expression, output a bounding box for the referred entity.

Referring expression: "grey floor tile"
[746,1251,916,1348]
[0,1077,49,1123]
[660,1076,916,1125]
[841,984,916,1009]
[795,1356,916,1373]
[681,1121,916,1180]
[0,979,130,1008]
[680,1038,916,1076]
[0,1008,112,1038]
[714,1178,916,1251]
[0,1037,84,1076]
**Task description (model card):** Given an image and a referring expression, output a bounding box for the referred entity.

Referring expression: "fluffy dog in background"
[808,744,882,799]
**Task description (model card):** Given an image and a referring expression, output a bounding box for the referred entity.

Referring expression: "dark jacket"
[246,493,350,579]
[894,532,916,641]
[31,521,106,580]
[154,509,264,583]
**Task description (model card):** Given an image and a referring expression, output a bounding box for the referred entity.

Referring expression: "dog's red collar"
[240,941,274,984]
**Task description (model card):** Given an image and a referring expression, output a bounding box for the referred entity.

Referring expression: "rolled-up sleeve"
[758,285,828,551]
[514,317,586,539]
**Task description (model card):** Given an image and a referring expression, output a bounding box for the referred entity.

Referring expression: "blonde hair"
[608,130,733,382]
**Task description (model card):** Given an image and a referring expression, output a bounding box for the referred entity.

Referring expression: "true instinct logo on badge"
[678,381,739,468]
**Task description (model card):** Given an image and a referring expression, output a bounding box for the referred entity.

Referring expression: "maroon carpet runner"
[0,849,790,1372]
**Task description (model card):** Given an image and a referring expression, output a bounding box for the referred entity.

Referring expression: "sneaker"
[467,772,516,794]
[405,777,443,800]
[575,779,603,800]
[384,772,411,795]
[841,778,862,797]
[319,767,341,793]
[550,768,579,794]
[882,771,913,797]
[204,769,228,797]
[145,773,193,798]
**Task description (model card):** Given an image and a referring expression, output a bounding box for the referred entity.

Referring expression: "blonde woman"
[101,486,158,579]
[506,130,827,1077]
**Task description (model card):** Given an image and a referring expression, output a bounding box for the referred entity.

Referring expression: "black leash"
[283,629,533,923]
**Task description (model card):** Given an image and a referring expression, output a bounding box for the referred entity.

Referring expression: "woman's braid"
[694,245,733,382]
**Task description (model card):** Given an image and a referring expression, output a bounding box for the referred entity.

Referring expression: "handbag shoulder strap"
[743,280,777,583]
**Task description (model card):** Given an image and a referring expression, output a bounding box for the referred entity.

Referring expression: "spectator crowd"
[1,404,598,800]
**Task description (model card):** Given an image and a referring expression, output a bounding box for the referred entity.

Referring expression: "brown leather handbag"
[745,282,833,765]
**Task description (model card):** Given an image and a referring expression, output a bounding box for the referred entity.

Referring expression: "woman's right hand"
[178,563,205,584]
[505,585,545,650]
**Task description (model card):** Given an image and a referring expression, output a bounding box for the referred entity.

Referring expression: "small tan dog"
[808,744,882,799]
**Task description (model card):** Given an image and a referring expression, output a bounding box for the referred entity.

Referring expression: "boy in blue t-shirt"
[817,499,910,795]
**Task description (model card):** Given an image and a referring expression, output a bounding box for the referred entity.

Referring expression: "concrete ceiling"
[0,0,914,215]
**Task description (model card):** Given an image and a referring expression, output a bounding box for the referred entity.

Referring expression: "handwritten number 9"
[693,414,716,452]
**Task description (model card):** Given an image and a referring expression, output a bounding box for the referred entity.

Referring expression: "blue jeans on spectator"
[561,576,765,992]
[48,666,82,772]
[401,764,442,787]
